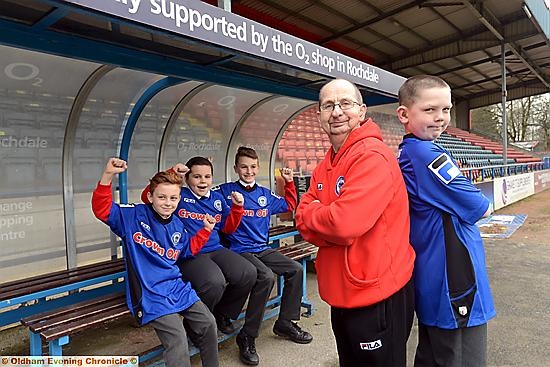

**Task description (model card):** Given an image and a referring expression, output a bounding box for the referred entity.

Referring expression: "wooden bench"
[18,225,317,359]
[267,224,299,241]
[21,292,129,356]
[269,239,318,318]
[0,258,126,328]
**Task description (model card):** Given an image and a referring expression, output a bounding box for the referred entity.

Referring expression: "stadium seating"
[444,126,542,165]
[277,110,542,178]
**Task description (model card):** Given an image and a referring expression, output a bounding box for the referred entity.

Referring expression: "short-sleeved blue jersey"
[106,202,199,325]
[398,134,496,329]
[175,187,230,254]
[215,182,288,253]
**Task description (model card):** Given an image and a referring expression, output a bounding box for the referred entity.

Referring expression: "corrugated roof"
[233,0,549,104]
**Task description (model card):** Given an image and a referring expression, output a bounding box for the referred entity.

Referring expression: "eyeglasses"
[319,99,361,112]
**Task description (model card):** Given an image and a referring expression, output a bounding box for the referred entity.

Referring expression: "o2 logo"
[217,95,236,110]
[272,104,289,114]
[4,63,43,87]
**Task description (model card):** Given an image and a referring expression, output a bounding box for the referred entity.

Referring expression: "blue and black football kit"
[399,134,496,329]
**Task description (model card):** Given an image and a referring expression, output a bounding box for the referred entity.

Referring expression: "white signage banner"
[493,173,535,210]
[60,0,405,95]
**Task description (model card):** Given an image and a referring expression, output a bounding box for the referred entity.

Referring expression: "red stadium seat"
[286,159,297,171]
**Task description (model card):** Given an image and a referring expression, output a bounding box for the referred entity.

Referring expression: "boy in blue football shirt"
[140,157,257,336]
[92,157,218,367]
[396,75,495,367]
[216,146,312,366]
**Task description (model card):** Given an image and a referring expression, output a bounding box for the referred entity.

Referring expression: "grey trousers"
[149,301,219,367]
[414,323,487,367]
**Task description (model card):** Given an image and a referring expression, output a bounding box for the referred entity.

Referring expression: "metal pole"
[218,0,231,12]
[501,42,508,168]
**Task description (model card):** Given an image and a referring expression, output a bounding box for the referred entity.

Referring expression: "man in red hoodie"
[295,79,416,367]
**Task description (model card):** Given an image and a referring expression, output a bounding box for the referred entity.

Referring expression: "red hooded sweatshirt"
[296,119,415,308]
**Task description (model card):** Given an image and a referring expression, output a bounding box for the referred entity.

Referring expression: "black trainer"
[236,331,259,365]
[214,313,236,334]
[273,319,313,344]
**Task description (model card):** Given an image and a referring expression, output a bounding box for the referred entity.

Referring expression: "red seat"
[283,150,297,159]
[306,162,318,173]
[286,159,297,170]
[305,149,316,159]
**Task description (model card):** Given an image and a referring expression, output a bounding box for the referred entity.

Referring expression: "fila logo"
[360,339,382,351]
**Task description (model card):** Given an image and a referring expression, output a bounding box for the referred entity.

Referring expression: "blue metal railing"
[460,161,546,182]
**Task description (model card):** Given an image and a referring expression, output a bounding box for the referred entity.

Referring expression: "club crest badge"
[335,176,344,196]
[171,232,181,246]
[458,306,468,316]
[258,196,267,207]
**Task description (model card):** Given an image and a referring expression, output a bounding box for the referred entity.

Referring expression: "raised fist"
[231,191,244,206]
[172,163,190,177]
[203,213,216,232]
[279,167,294,182]
[105,157,127,174]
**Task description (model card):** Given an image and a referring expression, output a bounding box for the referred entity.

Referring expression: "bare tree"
[471,94,550,149]
[471,105,500,139]
[531,94,550,150]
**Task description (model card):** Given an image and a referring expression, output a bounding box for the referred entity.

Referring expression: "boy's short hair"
[235,146,258,166]
[149,171,182,193]
[398,75,450,107]
[184,156,213,180]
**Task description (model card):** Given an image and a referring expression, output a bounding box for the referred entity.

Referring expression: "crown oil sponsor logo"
[243,209,268,217]
[132,231,180,260]
[178,208,222,222]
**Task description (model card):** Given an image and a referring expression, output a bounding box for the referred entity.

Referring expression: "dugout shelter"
[0,0,405,282]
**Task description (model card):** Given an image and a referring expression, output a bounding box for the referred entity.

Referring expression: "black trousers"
[240,249,303,338]
[330,278,414,367]
[178,247,257,319]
